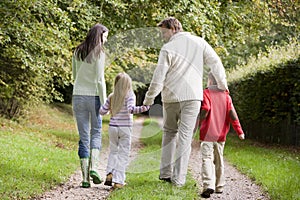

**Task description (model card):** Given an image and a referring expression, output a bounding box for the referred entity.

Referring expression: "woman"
[72,23,108,188]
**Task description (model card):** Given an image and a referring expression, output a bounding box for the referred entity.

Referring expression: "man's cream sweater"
[144,32,228,105]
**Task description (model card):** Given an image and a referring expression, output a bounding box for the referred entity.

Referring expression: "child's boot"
[90,148,102,184]
[80,158,90,188]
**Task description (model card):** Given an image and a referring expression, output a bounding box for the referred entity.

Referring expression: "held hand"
[239,134,245,140]
[143,99,154,106]
[144,105,151,111]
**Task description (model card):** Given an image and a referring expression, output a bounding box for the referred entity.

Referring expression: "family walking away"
[72,23,109,188]
[71,16,239,199]
[100,72,150,190]
[143,17,228,187]
[195,72,245,198]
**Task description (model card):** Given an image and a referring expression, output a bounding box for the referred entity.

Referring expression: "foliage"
[0,0,73,118]
[0,0,299,118]
[221,0,300,68]
[228,42,300,125]
[228,41,300,145]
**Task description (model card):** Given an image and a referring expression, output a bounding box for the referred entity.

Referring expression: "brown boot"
[104,173,113,186]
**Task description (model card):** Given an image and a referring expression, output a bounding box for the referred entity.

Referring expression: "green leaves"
[0,0,299,118]
[0,0,73,117]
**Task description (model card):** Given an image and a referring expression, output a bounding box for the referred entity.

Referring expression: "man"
[143,17,228,187]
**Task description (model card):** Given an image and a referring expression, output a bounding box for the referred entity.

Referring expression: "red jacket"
[199,87,244,142]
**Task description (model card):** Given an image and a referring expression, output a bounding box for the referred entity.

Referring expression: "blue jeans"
[72,95,102,158]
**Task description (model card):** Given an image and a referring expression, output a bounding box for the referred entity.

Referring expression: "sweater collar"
[169,32,191,42]
[208,85,224,92]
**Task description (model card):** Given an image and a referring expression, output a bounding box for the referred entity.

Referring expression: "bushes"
[232,59,300,124]
[0,0,73,118]
[229,53,300,145]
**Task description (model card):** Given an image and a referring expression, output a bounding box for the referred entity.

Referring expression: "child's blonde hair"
[110,72,132,116]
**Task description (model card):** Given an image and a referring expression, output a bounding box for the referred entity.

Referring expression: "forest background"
[0,0,299,145]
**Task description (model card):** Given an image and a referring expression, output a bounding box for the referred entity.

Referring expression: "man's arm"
[143,50,170,105]
[203,39,228,91]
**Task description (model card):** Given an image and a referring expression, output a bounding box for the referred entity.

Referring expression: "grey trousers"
[160,100,201,186]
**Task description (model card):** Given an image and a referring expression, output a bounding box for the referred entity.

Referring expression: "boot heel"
[90,170,102,184]
[82,181,91,188]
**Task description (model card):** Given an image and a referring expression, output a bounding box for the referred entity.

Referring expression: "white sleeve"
[203,40,228,90]
[143,50,170,105]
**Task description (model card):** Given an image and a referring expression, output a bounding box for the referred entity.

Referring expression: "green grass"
[0,103,109,200]
[2,104,300,200]
[0,103,79,199]
[107,118,199,200]
[0,133,77,199]
[224,133,300,200]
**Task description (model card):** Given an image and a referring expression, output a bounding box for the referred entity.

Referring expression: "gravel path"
[189,140,270,200]
[34,117,270,200]
[33,117,144,200]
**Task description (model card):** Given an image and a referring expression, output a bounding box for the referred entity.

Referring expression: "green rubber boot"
[90,149,102,184]
[80,158,91,188]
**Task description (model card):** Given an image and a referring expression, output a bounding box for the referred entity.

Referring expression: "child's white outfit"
[100,90,149,185]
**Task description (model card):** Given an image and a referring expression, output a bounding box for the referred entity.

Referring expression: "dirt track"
[34,117,270,200]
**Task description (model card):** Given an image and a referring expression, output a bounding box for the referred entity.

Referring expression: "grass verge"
[0,103,109,200]
[2,103,299,200]
[107,118,199,200]
[225,133,300,200]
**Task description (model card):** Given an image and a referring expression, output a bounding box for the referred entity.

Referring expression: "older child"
[196,72,245,198]
[100,72,149,189]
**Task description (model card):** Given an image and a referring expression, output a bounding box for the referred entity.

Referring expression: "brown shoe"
[104,173,113,186]
[113,183,124,189]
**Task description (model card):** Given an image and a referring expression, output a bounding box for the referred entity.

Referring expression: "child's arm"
[195,90,210,133]
[200,90,210,123]
[129,105,150,114]
[229,109,245,140]
[99,96,111,115]
[194,106,209,133]
[199,109,208,122]
[127,91,150,114]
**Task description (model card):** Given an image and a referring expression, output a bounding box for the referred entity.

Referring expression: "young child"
[195,72,245,198]
[100,72,150,189]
